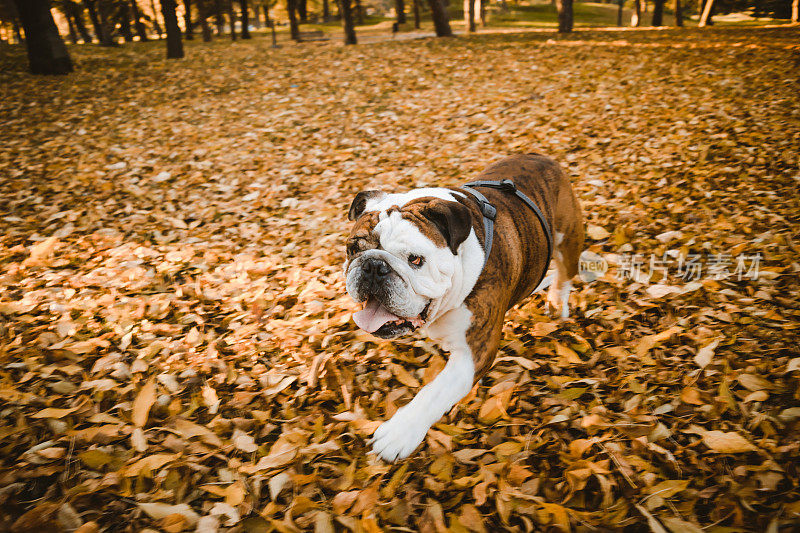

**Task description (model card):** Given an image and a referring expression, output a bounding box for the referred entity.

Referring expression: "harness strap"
[461,178,554,289]
[459,186,496,265]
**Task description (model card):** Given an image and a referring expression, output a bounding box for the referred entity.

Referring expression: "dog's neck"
[422,228,484,333]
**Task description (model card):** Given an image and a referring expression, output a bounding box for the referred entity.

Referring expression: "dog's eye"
[347,241,360,257]
[408,255,425,268]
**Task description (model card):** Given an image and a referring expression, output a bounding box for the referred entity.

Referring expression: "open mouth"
[353,298,430,338]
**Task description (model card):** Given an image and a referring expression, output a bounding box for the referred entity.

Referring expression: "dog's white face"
[344,189,483,339]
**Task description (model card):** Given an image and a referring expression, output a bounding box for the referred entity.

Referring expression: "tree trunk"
[196,0,212,40]
[227,0,237,39]
[651,0,664,25]
[286,0,299,40]
[12,0,73,74]
[149,0,164,35]
[354,0,363,24]
[322,0,330,21]
[395,0,406,24]
[239,0,250,37]
[479,0,486,26]
[65,1,93,42]
[74,3,93,41]
[252,3,261,27]
[464,0,475,32]
[793,0,798,23]
[616,0,623,25]
[698,0,713,27]
[297,0,307,22]
[556,0,572,32]
[412,0,420,28]
[183,0,193,38]
[129,0,149,40]
[214,0,224,33]
[84,0,108,44]
[427,0,451,36]
[630,0,641,26]
[13,18,24,43]
[674,0,682,25]
[263,0,271,26]
[65,11,79,43]
[200,10,212,39]
[96,0,117,45]
[160,0,184,57]
[119,3,135,41]
[340,0,357,43]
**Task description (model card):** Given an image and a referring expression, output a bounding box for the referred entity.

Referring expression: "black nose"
[363,258,391,281]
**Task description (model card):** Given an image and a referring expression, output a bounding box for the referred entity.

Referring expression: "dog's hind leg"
[546,188,584,319]
[546,234,573,319]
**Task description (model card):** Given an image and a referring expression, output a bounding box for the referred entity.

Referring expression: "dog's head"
[344,189,474,339]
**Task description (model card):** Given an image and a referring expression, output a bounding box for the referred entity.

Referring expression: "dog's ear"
[420,200,473,255]
[348,190,383,221]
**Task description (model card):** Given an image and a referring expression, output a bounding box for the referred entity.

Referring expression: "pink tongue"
[353,298,402,333]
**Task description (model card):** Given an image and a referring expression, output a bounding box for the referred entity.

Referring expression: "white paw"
[546,292,562,317]
[546,283,571,319]
[370,406,430,462]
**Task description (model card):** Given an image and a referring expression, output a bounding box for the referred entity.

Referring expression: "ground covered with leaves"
[1,26,799,532]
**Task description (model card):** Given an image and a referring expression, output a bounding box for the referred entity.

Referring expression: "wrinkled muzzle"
[346,252,429,337]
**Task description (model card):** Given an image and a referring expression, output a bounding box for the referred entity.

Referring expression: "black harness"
[461,179,553,290]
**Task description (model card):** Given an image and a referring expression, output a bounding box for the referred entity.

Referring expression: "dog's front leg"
[370,306,475,462]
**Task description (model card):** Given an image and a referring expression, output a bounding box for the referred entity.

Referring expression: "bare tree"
[227,0,236,39]
[698,0,714,27]
[616,0,623,26]
[96,0,118,45]
[160,0,183,57]
[262,0,271,26]
[12,0,73,74]
[130,0,149,40]
[791,0,797,22]
[199,4,212,39]
[395,0,405,24]
[213,0,223,33]
[674,0,682,26]
[118,3,135,41]
[63,1,93,42]
[239,0,250,37]
[84,0,114,45]
[464,0,475,32]
[556,0,572,32]
[65,11,79,42]
[286,0,298,40]
[412,0,420,28]
[184,0,194,38]
[340,0,356,43]
[149,0,164,36]
[630,0,641,26]
[427,0,451,36]
[652,0,664,25]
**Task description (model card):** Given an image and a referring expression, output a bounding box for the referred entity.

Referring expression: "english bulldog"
[344,154,584,461]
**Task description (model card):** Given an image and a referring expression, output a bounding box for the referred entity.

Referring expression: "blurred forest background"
[1,0,799,531]
[1,0,798,72]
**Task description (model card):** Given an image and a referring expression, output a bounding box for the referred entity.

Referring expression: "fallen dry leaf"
[1,24,798,533]
[132,377,157,427]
